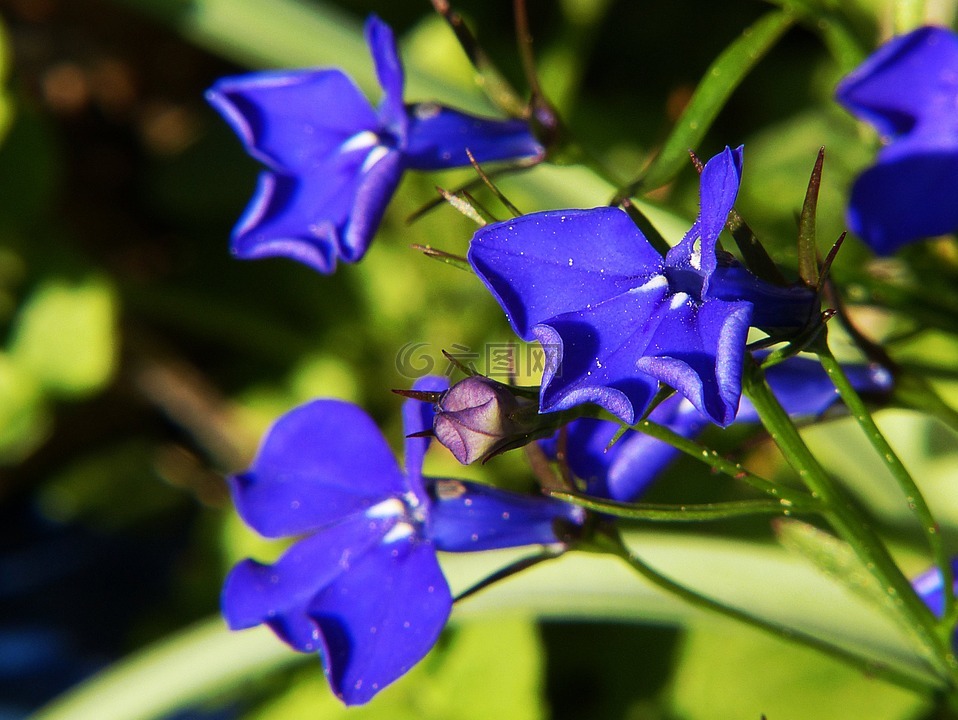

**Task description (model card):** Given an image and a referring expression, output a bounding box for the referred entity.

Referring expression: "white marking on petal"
[670,292,690,310]
[382,521,415,544]
[689,239,703,270]
[361,145,391,173]
[914,571,942,598]
[366,498,405,519]
[632,274,669,294]
[340,130,379,153]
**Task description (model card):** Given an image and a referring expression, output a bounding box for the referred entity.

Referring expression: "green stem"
[742,360,957,681]
[816,346,956,636]
[596,530,936,695]
[635,418,816,507]
[549,493,822,522]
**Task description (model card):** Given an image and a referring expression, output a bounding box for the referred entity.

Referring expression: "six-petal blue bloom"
[223,376,581,705]
[469,146,817,427]
[207,15,544,273]
[836,26,958,254]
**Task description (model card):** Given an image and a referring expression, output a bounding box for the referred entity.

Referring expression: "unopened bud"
[433,376,541,465]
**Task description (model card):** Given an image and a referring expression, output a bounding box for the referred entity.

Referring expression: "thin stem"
[513,0,542,100]
[816,345,956,635]
[549,493,822,522]
[635,418,816,507]
[742,360,956,680]
[596,531,936,695]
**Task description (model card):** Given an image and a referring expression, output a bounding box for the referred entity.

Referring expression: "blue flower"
[207,15,543,274]
[469,146,817,427]
[836,26,958,254]
[542,356,892,502]
[222,377,581,705]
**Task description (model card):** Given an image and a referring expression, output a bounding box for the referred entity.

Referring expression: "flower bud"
[433,376,542,465]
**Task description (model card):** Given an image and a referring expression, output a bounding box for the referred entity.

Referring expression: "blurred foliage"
[1,0,958,718]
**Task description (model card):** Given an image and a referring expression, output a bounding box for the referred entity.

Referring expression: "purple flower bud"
[433,376,541,465]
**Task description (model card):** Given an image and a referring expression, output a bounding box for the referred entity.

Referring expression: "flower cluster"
[210,10,958,710]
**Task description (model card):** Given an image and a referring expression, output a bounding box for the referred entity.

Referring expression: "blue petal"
[231,400,406,538]
[912,558,958,619]
[737,355,893,422]
[308,537,451,705]
[339,148,404,262]
[560,397,709,501]
[710,261,817,330]
[469,207,665,339]
[666,146,743,286]
[206,69,379,173]
[365,15,407,134]
[636,297,752,426]
[222,514,393,651]
[230,146,402,270]
[428,479,583,551]
[402,375,450,485]
[847,142,958,254]
[533,284,669,424]
[229,172,338,273]
[836,27,958,139]
[403,104,543,170]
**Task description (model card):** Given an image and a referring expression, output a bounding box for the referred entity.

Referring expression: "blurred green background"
[2,0,958,718]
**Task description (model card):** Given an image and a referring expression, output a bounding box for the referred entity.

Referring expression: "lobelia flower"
[222,376,582,705]
[469,146,817,427]
[206,15,544,274]
[836,26,958,254]
[541,355,893,502]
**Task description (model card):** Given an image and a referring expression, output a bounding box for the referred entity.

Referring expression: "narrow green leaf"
[618,198,671,256]
[726,207,788,285]
[798,147,825,287]
[631,10,796,193]
[775,518,897,616]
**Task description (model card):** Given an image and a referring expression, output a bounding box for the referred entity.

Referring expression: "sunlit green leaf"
[249,618,545,720]
[9,276,118,398]
[668,624,930,720]
[0,351,48,463]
